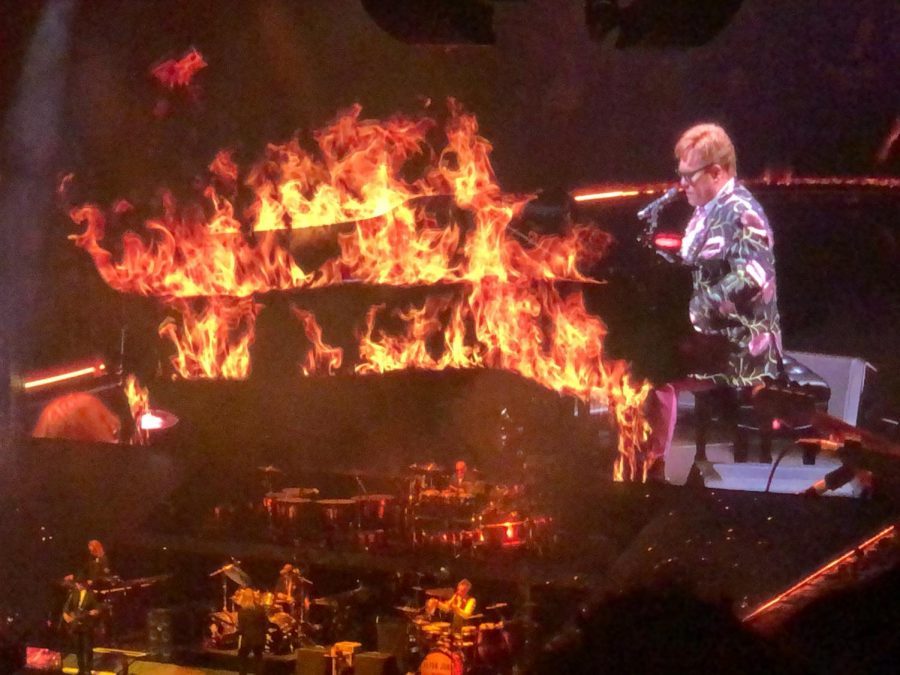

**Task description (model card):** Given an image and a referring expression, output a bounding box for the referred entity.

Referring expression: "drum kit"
[406,462,548,553]
[205,561,315,655]
[396,594,513,674]
[264,484,400,547]
[253,461,549,554]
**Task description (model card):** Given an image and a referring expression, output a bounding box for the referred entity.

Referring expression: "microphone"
[637,187,681,220]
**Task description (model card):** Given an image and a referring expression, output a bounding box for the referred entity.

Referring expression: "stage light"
[22,358,107,391]
[653,233,682,250]
[138,409,179,431]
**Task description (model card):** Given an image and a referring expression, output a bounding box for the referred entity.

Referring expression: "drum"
[478,515,526,548]
[268,611,295,632]
[477,622,512,670]
[420,622,451,650]
[267,612,296,654]
[353,494,396,529]
[457,625,477,647]
[317,499,357,530]
[452,624,478,663]
[420,649,463,675]
[206,610,238,648]
[256,590,276,608]
[270,496,317,538]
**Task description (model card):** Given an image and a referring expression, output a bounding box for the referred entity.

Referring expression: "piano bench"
[694,356,831,464]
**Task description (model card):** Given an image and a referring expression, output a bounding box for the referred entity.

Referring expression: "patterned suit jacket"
[681,181,783,386]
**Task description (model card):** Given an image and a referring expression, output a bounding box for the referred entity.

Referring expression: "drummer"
[446,461,485,497]
[274,564,302,606]
[431,579,477,633]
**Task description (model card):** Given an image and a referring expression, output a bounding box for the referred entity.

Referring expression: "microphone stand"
[636,192,678,262]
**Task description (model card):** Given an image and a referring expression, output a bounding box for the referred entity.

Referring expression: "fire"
[69,101,653,478]
[123,374,151,445]
[151,48,208,89]
[354,282,652,480]
[158,297,261,379]
[292,306,344,376]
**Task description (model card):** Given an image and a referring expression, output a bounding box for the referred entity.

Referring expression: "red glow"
[653,233,682,250]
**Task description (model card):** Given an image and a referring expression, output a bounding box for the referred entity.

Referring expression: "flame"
[158,297,262,379]
[353,282,652,477]
[151,48,208,89]
[292,306,344,375]
[123,374,151,445]
[70,101,652,478]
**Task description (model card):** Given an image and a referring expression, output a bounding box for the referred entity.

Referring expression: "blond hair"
[674,123,737,177]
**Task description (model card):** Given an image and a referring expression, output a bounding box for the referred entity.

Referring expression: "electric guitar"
[62,602,101,631]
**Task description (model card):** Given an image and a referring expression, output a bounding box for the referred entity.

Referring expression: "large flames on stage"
[67,101,652,480]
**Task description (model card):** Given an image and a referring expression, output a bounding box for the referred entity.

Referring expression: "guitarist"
[62,575,101,674]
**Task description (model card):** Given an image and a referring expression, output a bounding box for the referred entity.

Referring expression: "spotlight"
[138,409,179,432]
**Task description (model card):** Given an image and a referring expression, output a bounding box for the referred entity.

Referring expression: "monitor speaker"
[296,646,330,675]
[355,651,400,675]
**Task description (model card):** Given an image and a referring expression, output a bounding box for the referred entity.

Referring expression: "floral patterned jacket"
[680,181,783,386]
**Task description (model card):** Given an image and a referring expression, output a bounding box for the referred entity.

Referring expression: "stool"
[694,355,831,464]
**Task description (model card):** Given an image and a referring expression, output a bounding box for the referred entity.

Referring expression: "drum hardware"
[209,561,251,612]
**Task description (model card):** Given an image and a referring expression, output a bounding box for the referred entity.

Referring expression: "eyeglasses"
[676,162,715,184]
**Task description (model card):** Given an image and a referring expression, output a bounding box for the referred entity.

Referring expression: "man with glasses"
[647,123,783,477]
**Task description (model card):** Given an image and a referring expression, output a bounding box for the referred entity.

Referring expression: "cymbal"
[224,565,252,587]
[424,587,454,600]
[209,562,252,587]
[485,603,508,611]
[258,465,284,474]
[408,462,447,474]
[394,606,421,616]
